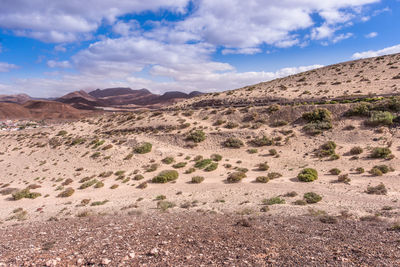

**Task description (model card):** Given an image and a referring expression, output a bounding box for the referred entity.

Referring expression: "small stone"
[129,252,136,259]
[101,258,111,265]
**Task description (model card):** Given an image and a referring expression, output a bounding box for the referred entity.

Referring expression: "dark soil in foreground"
[0,212,399,266]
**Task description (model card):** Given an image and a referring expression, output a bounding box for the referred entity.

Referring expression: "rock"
[129,252,136,259]
[101,258,111,265]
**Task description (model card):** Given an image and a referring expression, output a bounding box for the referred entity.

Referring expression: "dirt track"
[0,212,399,266]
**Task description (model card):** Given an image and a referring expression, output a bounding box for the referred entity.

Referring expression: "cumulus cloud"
[0,0,189,42]
[0,62,18,72]
[352,44,400,59]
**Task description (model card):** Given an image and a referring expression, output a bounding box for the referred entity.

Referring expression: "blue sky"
[0,0,399,97]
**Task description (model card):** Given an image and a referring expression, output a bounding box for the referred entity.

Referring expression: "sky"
[0,0,399,97]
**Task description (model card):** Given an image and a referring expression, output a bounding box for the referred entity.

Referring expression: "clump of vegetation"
[223,137,244,148]
[303,192,322,204]
[110,184,119,189]
[251,136,273,147]
[124,153,133,160]
[255,176,269,183]
[227,171,247,183]
[185,168,196,174]
[345,102,371,116]
[224,122,239,129]
[355,167,365,174]
[370,147,392,159]
[12,189,41,200]
[317,141,339,160]
[162,157,174,164]
[284,191,298,197]
[152,170,179,183]
[350,146,363,155]
[366,111,395,126]
[186,130,206,143]
[267,172,282,179]
[329,168,341,175]
[337,173,351,183]
[134,142,152,154]
[172,162,187,169]
[157,201,176,212]
[191,176,205,184]
[94,181,104,188]
[297,168,318,182]
[302,108,332,135]
[205,162,218,172]
[269,149,278,156]
[366,183,387,195]
[247,148,258,154]
[257,162,269,171]
[263,196,285,205]
[91,200,109,206]
[57,187,75,198]
[211,154,222,162]
[134,174,144,180]
[370,165,394,176]
[79,179,98,189]
[195,159,212,169]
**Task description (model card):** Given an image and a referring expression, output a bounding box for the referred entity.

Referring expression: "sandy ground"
[0,103,399,226]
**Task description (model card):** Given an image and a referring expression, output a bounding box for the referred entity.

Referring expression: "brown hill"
[176,53,400,108]
[0,93,31,104]
[0,100,86,120]
[56,90,107,110]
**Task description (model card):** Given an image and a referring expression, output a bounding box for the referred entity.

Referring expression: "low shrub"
[329,168,341,175]
[134,174,144,180]
[366,183,387,195]
[302,108,333,135]
[211,154,222,162]
[297,168,318,182]
[12,189,41,200]
[366,111,395,126]
[186,130,206,143]
[79,179,98,189]
[152,170,179,183]
[263,196,285,205]
[355,167,365,174]
[267,172,282,179]
[255,176,269,183]
[172,162,187,169]
[223,137,244,148]
[303,192,322,204]
[251,136,273,147]
[204,162,218,172]
[162,157,175,164]
[134,142,152,154]
[337,174,351,183]
[57,187,75,197]
[370,147,392,159]
[194,159,212,169]
[227,171,246,183]
[191,176,205,184]
[257,162,269,171]
[350,146,363,155]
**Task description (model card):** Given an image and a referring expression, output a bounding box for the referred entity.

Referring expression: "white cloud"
[352,44,400,59]
[332,32,353,43]
[365,32,378,38]
[47,60,72,68]
[0,62,18,72]
[54,44,67,52]
[221,48,262,55]
[0,0,190,42]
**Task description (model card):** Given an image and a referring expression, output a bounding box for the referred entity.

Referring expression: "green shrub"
[338,174,351,183]
[329,168,341,175]
[366,183,387,195]
[263,196,285,205]
[257,162,269,171]
[269,149,278,156]
[12,189,41,200]
[317,141,336,157]
[191,176,205,184]
[56,130,68,136]
[370,165,393,176]
[223,137,244,148]
[157,201,175,211]
[205,162,218,172]
[79,179,98,189]
[255,176,269,183]
[162,157,174,164]
[293,199,307,205]
[194,159,212,169]
[302,109,332,135]
[227,172,246,183]
[172,162,187,169]
[146,163,158,172]
[303,192,322,204]
[267,172,282,179]
[366,111,395,126]
[355,167,365,174]
[186,130,206,143]
[134,174,144,180]
[211,154,222,161]
[110,184,119,189]
[94,181,104,188]
[247,148,258,154]
[134,142,152,154]
[224,122,239,129]
[152,170,179,183]
[370,147,392,159]
[350,146,363,155]
[251,136,273,147]
[57,187,75,197]
[185,168,196,174]
[297,168,318,182]
[345,103,371,116]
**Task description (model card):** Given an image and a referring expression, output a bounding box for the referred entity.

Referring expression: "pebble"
[101,258,111,265]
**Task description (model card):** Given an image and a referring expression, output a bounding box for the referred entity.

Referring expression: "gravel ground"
[0,212,400,266]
